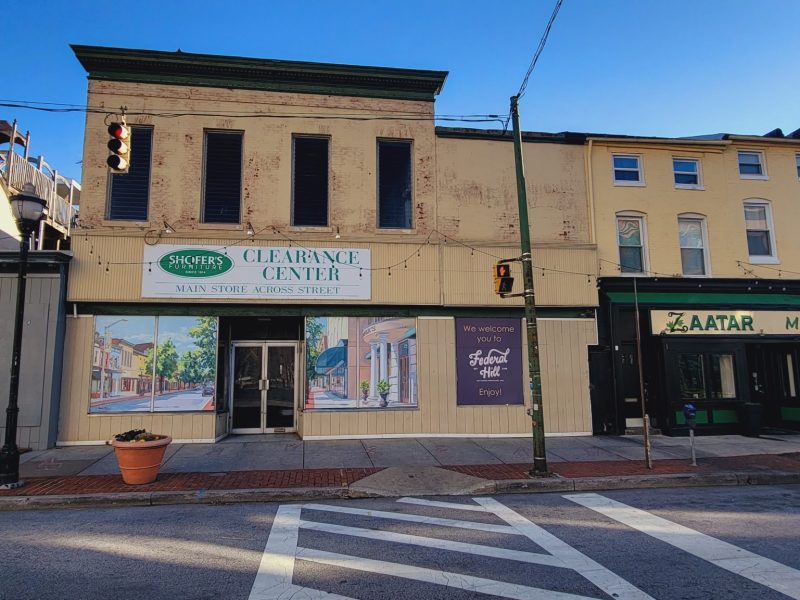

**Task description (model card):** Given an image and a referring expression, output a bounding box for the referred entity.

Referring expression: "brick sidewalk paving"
[447,452,800,480]
[2,453,798,498]
[0,467,382,497]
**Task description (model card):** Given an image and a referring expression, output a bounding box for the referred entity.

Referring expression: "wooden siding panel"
[441,245,598,307]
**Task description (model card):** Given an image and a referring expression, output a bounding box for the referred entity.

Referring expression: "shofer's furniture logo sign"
[143,244,371,300]
[455,317,523,406]
[158,249,233,278]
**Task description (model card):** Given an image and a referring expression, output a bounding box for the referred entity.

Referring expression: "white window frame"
[743,199,779,264]
[795,153,800,179]
[677,214,711,277]
[672,157,703,190]
[615,212,649,275]
[737,150,768,180]
[612,154,645,187]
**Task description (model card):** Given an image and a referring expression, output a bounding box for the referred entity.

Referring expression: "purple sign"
[455,318,523,406]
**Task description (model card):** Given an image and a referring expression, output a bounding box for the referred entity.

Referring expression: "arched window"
[616,212,647,274]
[677,214,709,277]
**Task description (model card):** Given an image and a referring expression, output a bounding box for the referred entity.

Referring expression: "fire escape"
[0,119,79,250]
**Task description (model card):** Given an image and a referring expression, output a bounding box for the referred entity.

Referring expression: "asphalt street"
[1,485,799,600]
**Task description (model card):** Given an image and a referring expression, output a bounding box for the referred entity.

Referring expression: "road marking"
[251,498,653,599]
[249,505,354,600]
[397,496,490,512]
[566,493,800,600]
[295,547,595,600]
[477,498,655,600]
[302,502,518,534]
[299,519,564,567]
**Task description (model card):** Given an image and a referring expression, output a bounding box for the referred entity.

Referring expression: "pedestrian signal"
[494,263,514,294]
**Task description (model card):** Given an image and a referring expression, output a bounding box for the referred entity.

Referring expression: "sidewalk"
[2,433,799,509]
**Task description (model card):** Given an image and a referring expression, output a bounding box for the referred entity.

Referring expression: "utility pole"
[510,95,547,477]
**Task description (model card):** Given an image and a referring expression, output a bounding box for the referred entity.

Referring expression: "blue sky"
[5,0,799,182]
[96,315,206,354]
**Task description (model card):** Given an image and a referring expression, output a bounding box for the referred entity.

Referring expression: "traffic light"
[107,122,131,173]
[494,263,514,294]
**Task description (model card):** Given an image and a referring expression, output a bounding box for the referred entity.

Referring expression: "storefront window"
[305,316,417,409]
[710,354,736,399]
[678,353,706,400]
[89,316,218,413]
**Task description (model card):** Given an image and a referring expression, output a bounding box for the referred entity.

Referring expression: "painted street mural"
[305,317,417,409]
[90,316,218,413]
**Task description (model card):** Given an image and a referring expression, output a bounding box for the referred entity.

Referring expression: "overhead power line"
[516,0,564,100]
[0,100,507,126]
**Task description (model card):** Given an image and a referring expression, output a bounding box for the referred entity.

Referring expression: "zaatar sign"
[142,244,371,300]
[455,317,523,406]
[651,310,800,336]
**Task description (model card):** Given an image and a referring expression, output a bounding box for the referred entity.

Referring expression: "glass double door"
[230,342,297,433]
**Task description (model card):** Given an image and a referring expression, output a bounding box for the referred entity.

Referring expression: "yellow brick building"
[588,132,800,434]
[58,46,599,444]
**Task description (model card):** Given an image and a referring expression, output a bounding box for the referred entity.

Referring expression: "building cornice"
[587,136,730,149]
[72,45,448,102]
[436,127,586,145]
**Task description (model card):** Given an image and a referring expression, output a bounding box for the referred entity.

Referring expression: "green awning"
[607,292,800,307]
[315,345,346,375]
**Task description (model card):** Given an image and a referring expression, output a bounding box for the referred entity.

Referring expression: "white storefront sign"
[651,309,800,335]
[142,244,371,300]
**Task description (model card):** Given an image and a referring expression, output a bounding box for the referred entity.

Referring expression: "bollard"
[683,403,697,467]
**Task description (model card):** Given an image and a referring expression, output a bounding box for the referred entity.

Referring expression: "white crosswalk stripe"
[249,497,654,600]
[566,492,800,600]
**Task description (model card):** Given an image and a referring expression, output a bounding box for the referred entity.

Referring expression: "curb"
[1,471,798,511]
[495,471,800,493]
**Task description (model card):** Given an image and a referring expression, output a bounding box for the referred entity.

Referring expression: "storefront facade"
[57,46,599,444]
[594,278,800,435]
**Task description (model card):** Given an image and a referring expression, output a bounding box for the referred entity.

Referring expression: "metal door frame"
[229,340,299,434]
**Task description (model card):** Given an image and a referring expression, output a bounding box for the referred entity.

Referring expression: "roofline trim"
[72,45,448,102]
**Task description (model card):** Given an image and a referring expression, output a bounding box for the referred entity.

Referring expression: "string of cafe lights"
[737,260,800,278]
[31,228,800,290]
[87,225,596,279]
[81,225,661,283]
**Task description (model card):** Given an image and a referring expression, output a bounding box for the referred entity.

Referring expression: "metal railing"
[1,148,79,239]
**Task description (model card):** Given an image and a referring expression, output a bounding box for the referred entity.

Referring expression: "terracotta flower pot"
[111,436,172,485]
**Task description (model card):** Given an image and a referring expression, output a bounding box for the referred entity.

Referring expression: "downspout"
[433,117,444,307]
[584,138,596,245]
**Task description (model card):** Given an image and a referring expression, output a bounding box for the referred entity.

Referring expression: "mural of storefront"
[594,278,800,436]
[307,317,417,410]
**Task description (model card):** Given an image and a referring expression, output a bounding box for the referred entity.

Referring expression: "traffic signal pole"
[510,95,548,477]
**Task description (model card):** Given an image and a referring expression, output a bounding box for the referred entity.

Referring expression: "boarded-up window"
[292,136,329,226]
[378,140,412,229]
[203,131,242,224]
[107,127,152,221]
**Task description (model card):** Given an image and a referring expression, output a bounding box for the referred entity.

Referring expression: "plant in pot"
[377,379,390,407]
[111,429,172,485]
[359,380,370,403]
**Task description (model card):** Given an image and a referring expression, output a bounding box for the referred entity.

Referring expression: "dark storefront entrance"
[593,278,800,436]
[218,316,304,434]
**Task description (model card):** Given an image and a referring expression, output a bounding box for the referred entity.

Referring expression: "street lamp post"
[0,183,47,488]
[99,319,128,402]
